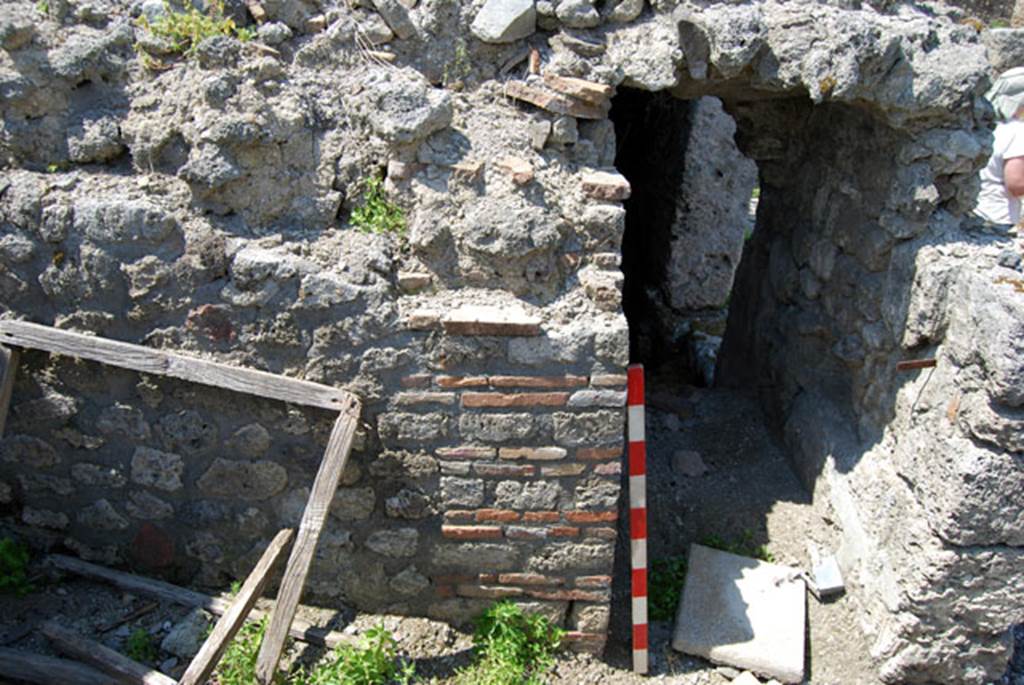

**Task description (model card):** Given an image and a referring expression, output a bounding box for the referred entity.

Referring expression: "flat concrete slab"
[672,544,806,683]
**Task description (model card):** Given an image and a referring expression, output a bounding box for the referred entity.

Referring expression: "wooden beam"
[0,345,18,438]
[48,554,357,649]
[255,410,359,683]
[41,622,176,685]
[0,320,357,412]
[0,647,110,685]
[896,358,937,371]
[179,528,294,685]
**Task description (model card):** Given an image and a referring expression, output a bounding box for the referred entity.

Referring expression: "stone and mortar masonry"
[0,0,1023,681]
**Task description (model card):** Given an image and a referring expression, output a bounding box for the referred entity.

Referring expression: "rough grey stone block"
[471,0,536,43]
[130,447,184,492]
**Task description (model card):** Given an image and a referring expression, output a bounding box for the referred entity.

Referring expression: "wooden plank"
[48,555,357,650]
[179,528,293,685]
[896,358,937,371]
[41,622,176,685]
[0,320,357,412]
[0,648,110,685]
[255,410,359,683]
[0,346,19,438]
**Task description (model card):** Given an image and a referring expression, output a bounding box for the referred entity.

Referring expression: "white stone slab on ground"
[672,544,806,684]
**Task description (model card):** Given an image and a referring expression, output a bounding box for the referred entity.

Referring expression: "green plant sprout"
[456,600,564,685]
[0,538,33,596]
[351,173,406,235]
[300,624,414,685]
[135,0,253,64]
[125,628,159,663]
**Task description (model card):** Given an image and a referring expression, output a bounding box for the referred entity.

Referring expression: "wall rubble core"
[0,0,1022,682]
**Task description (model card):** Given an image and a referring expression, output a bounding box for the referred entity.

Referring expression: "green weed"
[456,600,564,685]
[700,531,774,563]
[443,38,471,87]
[649,555,687,621]
[351,174,406,235]
[214,618,276,685]
[298,624,414,685]
[0,538,33,596]
[135,1,253,63]
[35,0,49,15]
[125,628,159,663]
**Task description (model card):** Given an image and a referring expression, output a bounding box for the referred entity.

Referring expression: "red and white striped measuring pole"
[627,363,648,674]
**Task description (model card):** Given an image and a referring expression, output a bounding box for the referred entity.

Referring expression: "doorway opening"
[607,87,877,682]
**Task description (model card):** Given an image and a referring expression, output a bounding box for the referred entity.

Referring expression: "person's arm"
[1006,157,1024,197]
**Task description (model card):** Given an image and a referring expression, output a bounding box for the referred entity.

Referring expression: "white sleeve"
[1003,123,1024,161]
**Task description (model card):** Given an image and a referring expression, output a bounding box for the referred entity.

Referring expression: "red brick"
[462,392,569,408]
[565,510,618,523]
[525,589,610,602]
[130,523,175,570]
[456,584,524,599]
[489,375,588,388]
[576,575,612,588]
[499,447,567,461]
[473,462,536,478]
[478,573,499,583]
[590,374,628,387]
[581,170,631,201]
[548,526,580,538]
[506,526,548,540]
[436,446,496,460]
[593,461,622,475]
[577,446,622,461]
[498,573,564,587]
[522,511,560,523]
[436,375,489,388]
[444,510,475,523]
[584,527,617,540]
[474,508,520,523]
[400,374,433,388]
[442,525,503,540]
[563,632,608,653]
[435,584,455,598]
[541,464,586,477]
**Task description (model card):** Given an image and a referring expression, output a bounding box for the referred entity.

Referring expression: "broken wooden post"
[41,622,176,685]
[255,410,359,683]
[0,345,19,437]
[48,554,358,649]
[0,647,110,685]
[179,528,294,685]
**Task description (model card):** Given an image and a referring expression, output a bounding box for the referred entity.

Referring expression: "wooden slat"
[255,410,359,683]
[179,528,293,685]
[0,647,110,685]
[48,554,357,649]
[0,320,357,412]
[896,358,937,371]
[41,622,176,685]
[0,346,19,438]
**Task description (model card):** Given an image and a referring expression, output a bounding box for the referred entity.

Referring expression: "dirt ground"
[0,383,1017,684]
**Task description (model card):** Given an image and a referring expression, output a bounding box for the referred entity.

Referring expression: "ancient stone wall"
[0,0,1021,681]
